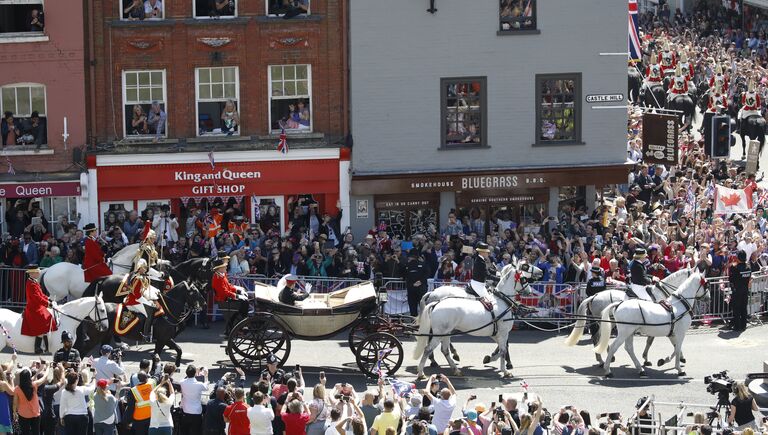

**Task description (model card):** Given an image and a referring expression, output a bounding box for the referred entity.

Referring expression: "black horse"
[666,93,696,132]
[628,66,643,104]
[77,281,206,366]
[643,82,666,109]
[738,115,767,163]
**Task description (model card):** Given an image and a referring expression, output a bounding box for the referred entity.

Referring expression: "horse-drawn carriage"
[226,280,407,378]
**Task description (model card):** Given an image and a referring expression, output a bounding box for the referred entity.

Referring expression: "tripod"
[708,391,732,429]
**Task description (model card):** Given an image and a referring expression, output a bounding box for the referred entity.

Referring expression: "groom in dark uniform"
[470,242,496,311]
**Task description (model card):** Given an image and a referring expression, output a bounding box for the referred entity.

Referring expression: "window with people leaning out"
[0,1,44,35]
[536,73,581,144]
[1,84,47,148]
[123,70,167,141]
[500,0,536,31]
[267,0,310,18]
[441,77,486,147]
[195,0,236,18]
[269,64,312,133]
[197,67,240,136]
[121,0,164,20]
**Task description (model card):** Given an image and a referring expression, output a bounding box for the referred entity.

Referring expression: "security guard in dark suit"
[405,249,429,316]
[728,250,751,331]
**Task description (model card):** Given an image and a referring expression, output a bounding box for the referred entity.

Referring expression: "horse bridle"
[156,283,204,326]
[52,298,108,331]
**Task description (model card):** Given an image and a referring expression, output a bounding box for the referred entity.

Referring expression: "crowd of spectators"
[1,344,765,435]
[1,111,47,148]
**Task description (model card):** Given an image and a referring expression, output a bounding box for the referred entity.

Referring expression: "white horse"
[0,295,109,354]
[41,243,170,301]
[412,263,543,379]
[419,260,544,368]
[564,268,694,366]
[593,272,709,378]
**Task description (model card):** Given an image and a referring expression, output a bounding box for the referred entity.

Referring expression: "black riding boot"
[34,337,43,354]
[42,336,49,354]
[142,306,156,342]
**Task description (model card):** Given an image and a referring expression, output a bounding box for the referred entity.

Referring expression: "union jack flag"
[628,0,642,62]
[5,157,14,175]
[208,150,215,170]
[520,380,529,391]
[758,189,768,207]
[277,128,288,154]
[252,195,261,221]
[704,182,715,199]
[684,183,697,214]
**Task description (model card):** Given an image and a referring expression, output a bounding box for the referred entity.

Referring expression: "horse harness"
[425,289,524,338]
[50,298,107,329]
[621,279,703,337]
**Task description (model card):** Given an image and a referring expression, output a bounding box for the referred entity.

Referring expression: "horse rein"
[50,299,107,329]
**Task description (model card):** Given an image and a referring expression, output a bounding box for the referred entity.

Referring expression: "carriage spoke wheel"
[355,332,403,379]
[348,317,378,352]
[226,316,291,374]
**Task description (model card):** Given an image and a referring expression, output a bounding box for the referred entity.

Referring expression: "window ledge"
[0,33,49,44]
[114,138,179,146]
[183,17,249,25]
[109,19,174,27]
[497,29,541,36]
[532,141,586,147]
[1,145,53,155]
[258,132,324,140]
[254,15,322,23]
[438,144,491,151]
[187,135,251,144]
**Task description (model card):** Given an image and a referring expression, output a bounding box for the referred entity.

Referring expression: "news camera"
[705,371,734,395]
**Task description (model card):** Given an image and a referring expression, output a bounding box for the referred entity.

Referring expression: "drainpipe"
[86,0,97,148]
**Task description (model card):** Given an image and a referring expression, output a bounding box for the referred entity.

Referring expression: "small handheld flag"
[277,128,288,154]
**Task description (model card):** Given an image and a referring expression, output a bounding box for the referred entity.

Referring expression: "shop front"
[0,175,84,237]
[350,164,629,239]
[91,149,345,236]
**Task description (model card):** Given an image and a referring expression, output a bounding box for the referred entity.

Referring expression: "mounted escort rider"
[658,41,677,77]
[645,50,663,86]
[123,259,159,342]
[678,51,695,92]
[133,221,159,272]
[628,248,658,301]
[709,63,729,94]
[668,64,689,102]
[739,78,762,122]
[82,223,113,283]
[469,242,498,311]
[21,264,57,354]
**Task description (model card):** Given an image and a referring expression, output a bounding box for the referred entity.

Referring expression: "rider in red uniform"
[211,257,248,333]
[657,41,677,76]
[123,259,156,341]
[709,64,729,94]
[668,65,689,100]
[21,264,56,354]
[645,51,663,85]
[82,223,112,282]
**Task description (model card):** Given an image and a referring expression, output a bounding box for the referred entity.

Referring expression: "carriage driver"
[123,259,158,342]
[211,257,249,333]
[278,274,309,306]
[629,248,658,301]
[82,223,113,283]
[133,221,159,271]
[470,242,496,312]
[21,264,57,354]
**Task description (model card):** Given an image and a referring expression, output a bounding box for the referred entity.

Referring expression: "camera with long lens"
[705,371,734,395]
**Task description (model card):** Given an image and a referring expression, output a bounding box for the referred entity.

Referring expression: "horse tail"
[593,301,622,354]
[417,292,434,325]
[564,294,594,346]
[412,304,433,360]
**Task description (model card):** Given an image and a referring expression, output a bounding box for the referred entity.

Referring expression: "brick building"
[85,0,350,233]
[0,0,88,236]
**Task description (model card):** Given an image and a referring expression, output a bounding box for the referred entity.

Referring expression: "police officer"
[629,248,656,301]
[53,331,81,369]
[277,274,309,306]
[470,242,495,311]
[259,353,286,383]
[405,249,429,316]
[728,250,751,331]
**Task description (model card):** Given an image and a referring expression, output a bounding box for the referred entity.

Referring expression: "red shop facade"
[89,149,346,235]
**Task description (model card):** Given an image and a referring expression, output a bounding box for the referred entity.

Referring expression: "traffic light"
[711,115,731,159]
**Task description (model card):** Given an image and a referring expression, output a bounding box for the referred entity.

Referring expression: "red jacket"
[212,271,237,302]
[742,92,762,111]
[124,274,148,306]
[83,237,112,282]
[21,278,56,336]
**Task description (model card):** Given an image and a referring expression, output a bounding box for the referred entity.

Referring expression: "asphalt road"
[10,320,767,424]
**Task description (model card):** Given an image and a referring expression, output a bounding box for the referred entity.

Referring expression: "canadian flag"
[714,184,753,214]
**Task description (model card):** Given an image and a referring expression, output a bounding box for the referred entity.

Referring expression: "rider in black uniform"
[470,243,496,311]
[629,248,656,300]
[585,266,607,345]
[728,250,751,331]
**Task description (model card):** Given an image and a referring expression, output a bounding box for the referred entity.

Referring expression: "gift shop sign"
[173,169,262,195]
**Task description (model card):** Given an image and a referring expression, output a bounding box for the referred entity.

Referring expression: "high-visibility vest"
[131,383,153,421]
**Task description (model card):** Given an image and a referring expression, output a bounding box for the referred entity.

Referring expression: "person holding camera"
[423,375,456,433]
[148,374,175,435]
[94,345,125,392]
[179,365,210,435]
[204,387,230,435]
[59,371,96,435]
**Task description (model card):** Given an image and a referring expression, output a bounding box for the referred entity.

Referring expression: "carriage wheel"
[348,317,379,352]
[355,332,403,378]
[226,316,291,374]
